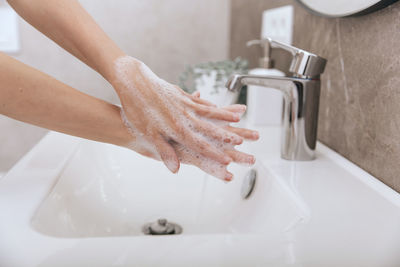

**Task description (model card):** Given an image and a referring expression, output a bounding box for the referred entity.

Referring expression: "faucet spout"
[226,74,321,161]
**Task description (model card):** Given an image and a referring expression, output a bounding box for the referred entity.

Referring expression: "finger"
[179,128,232,165]
[224,125,260,140]
[194,104,240,122]
[190,116,243,145]
[154,135,180,173]
[226,150,256,165]
[174,144,233,181]
[222,104,247,116]
[191,91,200,98]
[224,171,234,182]
[136,149,159,160]
[189,93,216,107]
[193,157,233,181]
[197,160,234,182]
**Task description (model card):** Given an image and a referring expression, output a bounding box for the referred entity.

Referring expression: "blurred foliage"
[179,57,248,96]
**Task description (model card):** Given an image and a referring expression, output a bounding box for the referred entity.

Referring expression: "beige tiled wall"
[0,0,230,172]
[230,0,400,192]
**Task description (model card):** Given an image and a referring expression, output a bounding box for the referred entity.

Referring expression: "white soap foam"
[114,56,252,180]
[121,109,159,160]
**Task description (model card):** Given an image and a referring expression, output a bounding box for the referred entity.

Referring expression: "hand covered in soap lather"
[111,56,259,181]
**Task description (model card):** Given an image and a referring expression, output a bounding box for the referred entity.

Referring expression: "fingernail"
[237,105,247,115]
[224,173,233,182]
[164,159,179,173]
[252,131,260,139]
[224,156,232,164]
[237,137,244,145]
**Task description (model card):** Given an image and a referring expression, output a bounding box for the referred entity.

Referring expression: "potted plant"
[179,57,248,106]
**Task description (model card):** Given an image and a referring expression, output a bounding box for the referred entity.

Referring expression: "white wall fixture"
[0,2,20,53]
[261,5,293,45]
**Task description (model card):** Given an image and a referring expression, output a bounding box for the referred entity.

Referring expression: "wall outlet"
[261,5,293,45]
[0,4,20,53]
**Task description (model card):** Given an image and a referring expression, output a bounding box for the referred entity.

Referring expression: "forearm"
[7,0,125,82]
[0,53,132,147]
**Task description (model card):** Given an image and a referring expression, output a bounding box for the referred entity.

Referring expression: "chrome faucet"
[226,38,327,161]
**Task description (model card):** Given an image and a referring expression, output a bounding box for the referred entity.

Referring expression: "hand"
[112,56,259,181]
[191,91,260,142]
[181,92,259,180]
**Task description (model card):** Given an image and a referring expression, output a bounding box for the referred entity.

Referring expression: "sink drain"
[142,218,183,235]
[241,169,257,199]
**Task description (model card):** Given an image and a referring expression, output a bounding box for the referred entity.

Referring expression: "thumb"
[154,135,180,173]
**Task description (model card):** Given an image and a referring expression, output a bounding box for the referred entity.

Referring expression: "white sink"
[1,126,400,266]
[31,140,303,239]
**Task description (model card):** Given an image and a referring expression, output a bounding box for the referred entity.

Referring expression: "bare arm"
[0,52,131,147]
[6,0,123,81]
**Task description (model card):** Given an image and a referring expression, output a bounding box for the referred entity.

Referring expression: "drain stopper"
[142,218,183,235]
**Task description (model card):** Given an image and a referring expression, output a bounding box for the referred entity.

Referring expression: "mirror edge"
[295,0,399,18]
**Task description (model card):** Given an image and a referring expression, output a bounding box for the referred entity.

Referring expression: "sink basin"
[1,126,400,266]
[31,140,304,239]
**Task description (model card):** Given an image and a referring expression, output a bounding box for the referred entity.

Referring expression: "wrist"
[109,106,137,147]
[108,55,144,92]
[97,48,127,83]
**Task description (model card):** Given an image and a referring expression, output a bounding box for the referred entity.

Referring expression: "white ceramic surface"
[1,126,400,267]
[246,68,284,126]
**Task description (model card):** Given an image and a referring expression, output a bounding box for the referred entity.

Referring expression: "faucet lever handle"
[246,39,273,68]
[269,39,301,55]
[265,37,327,78]
[246,39,263,47]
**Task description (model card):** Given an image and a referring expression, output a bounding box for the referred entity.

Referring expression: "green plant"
[179,57,248,95]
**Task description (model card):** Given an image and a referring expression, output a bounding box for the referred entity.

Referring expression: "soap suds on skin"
[114,56,254,181]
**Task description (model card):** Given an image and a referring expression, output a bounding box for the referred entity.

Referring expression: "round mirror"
[296,0,398,17]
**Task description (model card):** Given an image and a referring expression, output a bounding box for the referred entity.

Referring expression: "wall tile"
[230,0,400,192]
